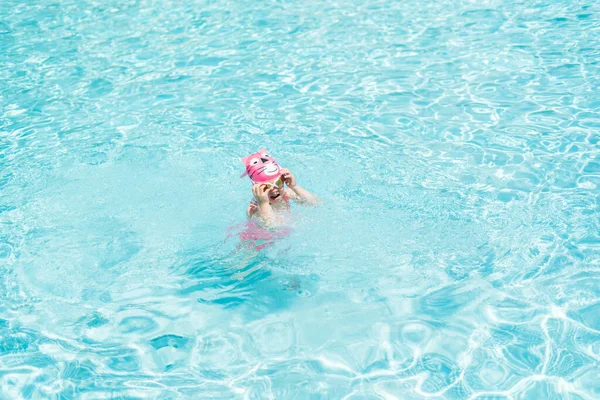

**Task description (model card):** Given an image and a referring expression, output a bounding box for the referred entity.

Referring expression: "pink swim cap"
[240,148,281,183]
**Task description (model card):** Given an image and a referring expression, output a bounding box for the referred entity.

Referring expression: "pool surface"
[1,0,600,398]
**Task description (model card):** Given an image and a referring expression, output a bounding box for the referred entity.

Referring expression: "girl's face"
[264,176,284,203]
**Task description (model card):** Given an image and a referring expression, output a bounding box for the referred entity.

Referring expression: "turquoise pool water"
[1,0,600,398]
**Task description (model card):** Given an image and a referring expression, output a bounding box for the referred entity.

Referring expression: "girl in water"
[229,148,319,281]
[241,148,319,228]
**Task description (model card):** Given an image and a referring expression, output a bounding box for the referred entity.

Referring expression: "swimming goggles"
[252,176,284,188]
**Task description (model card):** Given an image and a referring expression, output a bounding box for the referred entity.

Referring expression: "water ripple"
[2,0,600,398]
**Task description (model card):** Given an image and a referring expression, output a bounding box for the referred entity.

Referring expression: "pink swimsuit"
[228,194,292,251]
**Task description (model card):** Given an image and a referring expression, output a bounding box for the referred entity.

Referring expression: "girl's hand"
[247,202,258,218]
[252,183,270,204]
[280,168,296,188]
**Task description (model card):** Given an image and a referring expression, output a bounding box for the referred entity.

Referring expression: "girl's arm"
[280,168,320,205]
[286,185,320,205]
[252,184,278,227]
[257,202,278,227]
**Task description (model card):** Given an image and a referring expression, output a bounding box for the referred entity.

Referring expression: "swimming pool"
[1,0,599,398]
